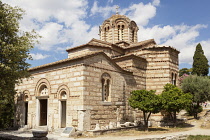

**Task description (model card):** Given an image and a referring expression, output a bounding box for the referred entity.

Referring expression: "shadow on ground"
[0,133,30,140]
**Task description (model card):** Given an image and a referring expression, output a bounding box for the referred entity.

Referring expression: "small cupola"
[99,14,138,44]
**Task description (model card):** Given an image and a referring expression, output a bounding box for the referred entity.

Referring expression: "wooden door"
[24,102,28,125]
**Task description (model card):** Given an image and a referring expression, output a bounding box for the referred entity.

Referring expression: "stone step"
[34,126,48,131]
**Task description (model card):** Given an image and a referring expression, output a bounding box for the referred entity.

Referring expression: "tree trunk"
[143,112,148,131]
[173,111,177,126]
[143,111,151,131]
[194,102,199,119]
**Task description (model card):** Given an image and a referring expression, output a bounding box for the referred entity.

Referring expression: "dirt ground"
[1,108,210,140]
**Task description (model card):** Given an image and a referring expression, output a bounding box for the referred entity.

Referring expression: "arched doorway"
[38,85,48,126]
[24,94,29,125]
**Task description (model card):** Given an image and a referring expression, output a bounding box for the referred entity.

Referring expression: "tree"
[181,75,210,118]
[178,73,189,86]
[129,90,161,131]
[179,68,192,76]
[160,84,192,124]
[192,43,209,76]
[0,2,38,128]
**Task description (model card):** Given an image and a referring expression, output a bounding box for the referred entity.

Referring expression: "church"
[15,13,179,131]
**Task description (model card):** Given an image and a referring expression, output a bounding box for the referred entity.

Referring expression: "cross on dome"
[116,5,119,15]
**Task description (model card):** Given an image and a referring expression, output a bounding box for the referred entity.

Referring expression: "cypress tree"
[192,43,209,76]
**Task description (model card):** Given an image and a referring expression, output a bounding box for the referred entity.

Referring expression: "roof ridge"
[29,51,104,71]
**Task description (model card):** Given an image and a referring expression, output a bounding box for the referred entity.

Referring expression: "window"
[171,73,177,85]
[132,30,135,42]
[104,26,109,41]
[118,25,120,41]
[101,73,111,102]
[39,85,48,96]
[117,25,125,41]
[122,25,124,40]
[104,27,107,41]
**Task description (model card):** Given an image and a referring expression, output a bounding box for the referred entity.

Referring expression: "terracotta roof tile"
[125,39,156,49]
[144,45,180,53]
[113,54,146,61]
[29,51,104,71]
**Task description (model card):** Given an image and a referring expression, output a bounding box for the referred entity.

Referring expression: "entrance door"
[40,99,47,126]
[24,102,28,125]
[61,101,66,128]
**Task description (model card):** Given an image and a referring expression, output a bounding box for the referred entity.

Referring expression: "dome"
[99,14,138,44]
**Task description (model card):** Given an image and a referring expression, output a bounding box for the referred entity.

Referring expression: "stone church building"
[15,14,179,131]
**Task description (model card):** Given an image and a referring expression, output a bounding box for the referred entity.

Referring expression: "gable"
[83,52,132,74]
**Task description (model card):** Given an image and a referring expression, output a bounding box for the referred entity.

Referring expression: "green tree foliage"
[179,68,191,76]
[181,75,210,118]
[160,84,192,124]
[129,90,161,131]
[192,43,209,76]
[0,2,38,128]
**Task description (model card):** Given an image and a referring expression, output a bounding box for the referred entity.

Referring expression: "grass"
[187,135,210,140]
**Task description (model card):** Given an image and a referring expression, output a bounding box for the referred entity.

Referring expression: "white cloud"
[30,53,50,60]
[90,1,116,18]
[3,0,210,67]
[108,0,114,4]
[152,0,160,6]
[138,25,176,43]
[2,0,94,52]
[137,23,209,65]
[90,1,159,26]
[37,22,64,51]
[5,0,88,27]
[200,39,210,62]
[124,3,157,26]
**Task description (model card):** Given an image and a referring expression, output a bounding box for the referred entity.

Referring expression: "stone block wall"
[133,48,178,94]
[15,62,87,131]
[82,54,144,130]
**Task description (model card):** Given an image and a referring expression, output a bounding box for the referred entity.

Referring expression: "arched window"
[117,25,125,41]
[39,85,48,96]
[171,73,177,85]
[132,30,135,42]
[122,25,124,40]
[101,73,111,102]
[104,27,107,41]
[118,25,120,41]
[174,74,177,85]
[171,73,174,84]
[60,91,67,100]
[104,26,109,41]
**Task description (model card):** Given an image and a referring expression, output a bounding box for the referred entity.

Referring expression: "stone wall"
[82,54,144,130]
[15,61,87,131]
[15,53,145,131]
[131,47,178,94]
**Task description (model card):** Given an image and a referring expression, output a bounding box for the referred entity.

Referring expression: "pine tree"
[192,43,209,76]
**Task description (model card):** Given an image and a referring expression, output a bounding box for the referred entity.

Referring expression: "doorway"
[24,102,28,125]
[61,101,66,128]
[39,99,47,126]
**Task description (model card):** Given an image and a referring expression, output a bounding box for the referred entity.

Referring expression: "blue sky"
[3,0,210,69]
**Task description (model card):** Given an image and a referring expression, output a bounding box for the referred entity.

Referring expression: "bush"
[186,104,203,117]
